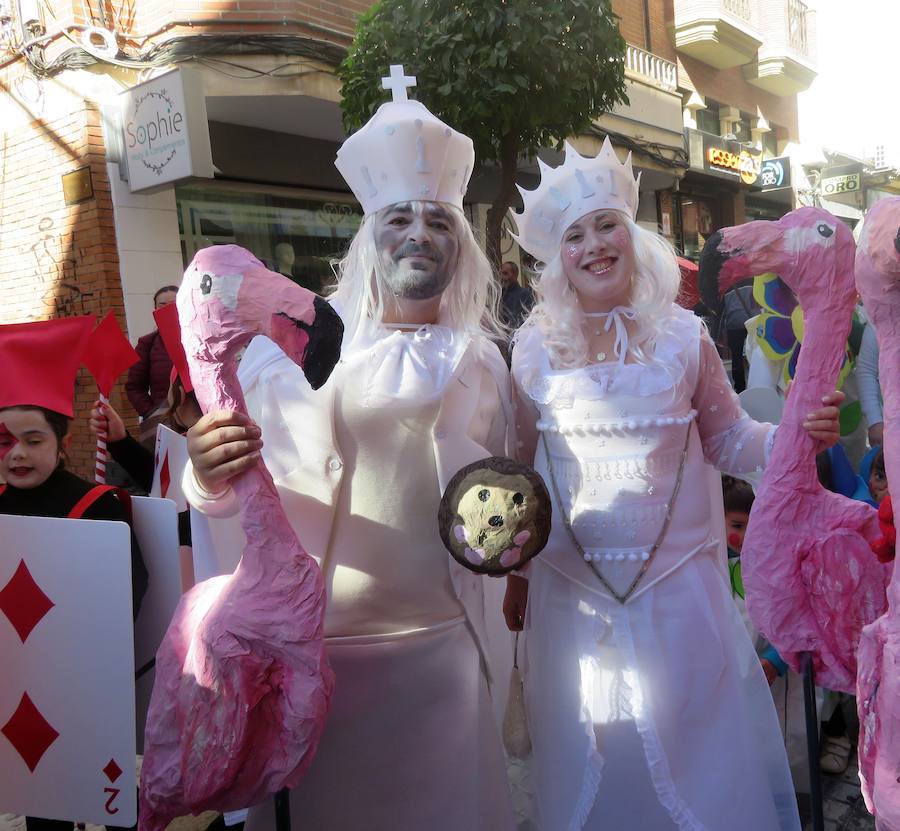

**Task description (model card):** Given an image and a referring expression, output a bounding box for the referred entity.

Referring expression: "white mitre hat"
[335,65,475,216]
[511,137,641,264]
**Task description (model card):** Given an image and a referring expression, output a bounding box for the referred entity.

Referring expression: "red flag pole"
[94,392,109,484]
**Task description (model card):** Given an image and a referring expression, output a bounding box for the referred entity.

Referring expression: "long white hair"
[517,212,681,369]
[330,201,505,345]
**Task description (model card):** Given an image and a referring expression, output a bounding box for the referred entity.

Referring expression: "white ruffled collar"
[514,308,697,407]
[341,321,471,408]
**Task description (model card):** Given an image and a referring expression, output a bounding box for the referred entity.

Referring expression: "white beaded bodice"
[514,306,776,602]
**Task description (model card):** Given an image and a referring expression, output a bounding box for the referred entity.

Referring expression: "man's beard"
[383,243,454,300]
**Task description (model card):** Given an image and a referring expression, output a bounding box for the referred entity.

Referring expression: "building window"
[696,100,721,135]
[733,115,752,143]
[176,183,363,295]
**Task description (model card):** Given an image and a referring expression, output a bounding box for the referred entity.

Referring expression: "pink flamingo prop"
[699,207,890,694]
[854,196,900,828]
[139,245,343,830]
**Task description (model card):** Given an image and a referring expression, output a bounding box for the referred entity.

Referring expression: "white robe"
[185,317,516,830]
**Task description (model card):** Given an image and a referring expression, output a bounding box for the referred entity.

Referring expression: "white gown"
[512,306,801,831]
[187,322,516,831]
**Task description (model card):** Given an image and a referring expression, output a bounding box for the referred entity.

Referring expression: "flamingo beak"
[295,298,343,390]
[698,220,785,310]
[268,293,344,390]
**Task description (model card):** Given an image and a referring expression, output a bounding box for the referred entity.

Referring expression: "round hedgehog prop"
[439,457,552,575]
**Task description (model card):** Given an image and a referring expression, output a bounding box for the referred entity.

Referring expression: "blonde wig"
[517,212,681,369]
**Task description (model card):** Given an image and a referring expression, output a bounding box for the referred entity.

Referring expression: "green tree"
[339,0,628,266]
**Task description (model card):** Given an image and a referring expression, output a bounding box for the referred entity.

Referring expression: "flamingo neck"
[192,357,299,571]
[874,326,900,605]
[765,312,850,486]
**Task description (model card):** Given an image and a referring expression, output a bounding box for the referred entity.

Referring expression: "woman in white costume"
[183,69,516,831]
[503,139,843,831]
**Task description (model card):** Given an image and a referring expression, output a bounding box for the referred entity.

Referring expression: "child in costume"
[503,140,842,831]
[0,317,148,831]
[722,477,818,797]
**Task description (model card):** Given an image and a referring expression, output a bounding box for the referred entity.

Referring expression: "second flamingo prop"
[699,207,890,694]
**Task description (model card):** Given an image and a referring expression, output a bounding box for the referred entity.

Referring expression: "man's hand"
[868,422,884,447]
[187,410,263,493]
[802,390,844,450]
[503,574,528,632]
[90,399,126,443]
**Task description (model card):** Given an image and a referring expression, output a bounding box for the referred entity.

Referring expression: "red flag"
[0,316,95,417]
[153,301,192,393]
[82,312,139,397]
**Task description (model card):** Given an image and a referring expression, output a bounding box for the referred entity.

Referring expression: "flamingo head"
[855,196,900,313]
[178,244,343,390]
[698,207,856,311]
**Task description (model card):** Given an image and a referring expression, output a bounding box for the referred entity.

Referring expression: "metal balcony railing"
[788,0,810,57]
[723,0,753,23]
[625,43,678,92]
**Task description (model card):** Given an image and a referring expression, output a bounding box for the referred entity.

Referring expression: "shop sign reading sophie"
[120,68,214,193]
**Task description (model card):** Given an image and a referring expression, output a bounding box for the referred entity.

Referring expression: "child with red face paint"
[0,318,147,831]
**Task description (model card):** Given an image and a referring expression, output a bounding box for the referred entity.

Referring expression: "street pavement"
[0,753,877,831]
[806,752,876,831]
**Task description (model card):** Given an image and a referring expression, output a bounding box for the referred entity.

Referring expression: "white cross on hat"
[381,64,417,103]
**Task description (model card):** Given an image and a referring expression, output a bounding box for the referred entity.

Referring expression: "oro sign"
[120,68,213,192]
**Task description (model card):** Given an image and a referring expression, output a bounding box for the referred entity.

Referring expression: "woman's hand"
[90,399,126,443]
[187,410,263,493]
[802,390,844,450]
[503,574,529,632]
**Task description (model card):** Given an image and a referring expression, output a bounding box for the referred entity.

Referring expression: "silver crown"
[511,137,641,264]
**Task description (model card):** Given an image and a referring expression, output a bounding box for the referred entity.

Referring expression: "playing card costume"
[0,316,147,831]
[0,317,148,619]
[182,68,515,830]
[510,142,800,830]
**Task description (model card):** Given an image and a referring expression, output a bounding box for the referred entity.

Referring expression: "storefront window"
[176,183,363,294]
[677,195,719,260]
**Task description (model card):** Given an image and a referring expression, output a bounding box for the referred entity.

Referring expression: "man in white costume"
[182,65,516,830]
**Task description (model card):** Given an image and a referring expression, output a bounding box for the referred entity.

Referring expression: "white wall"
[107,164,184,342]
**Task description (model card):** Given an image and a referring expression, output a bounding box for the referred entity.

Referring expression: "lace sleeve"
[693,328,776,480]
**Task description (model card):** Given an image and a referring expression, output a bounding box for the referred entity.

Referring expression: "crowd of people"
[0,68,891,831]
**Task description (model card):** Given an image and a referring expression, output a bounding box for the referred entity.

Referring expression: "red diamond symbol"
[2,692,59,771]
[159,452,171,499]
[103,757,123,782]
[0,560,54,642]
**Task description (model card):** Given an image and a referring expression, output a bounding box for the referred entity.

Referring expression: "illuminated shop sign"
[705,146,760,185]
[758,156,792,191]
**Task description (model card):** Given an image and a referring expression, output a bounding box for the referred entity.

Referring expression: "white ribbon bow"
[588,306,637,365]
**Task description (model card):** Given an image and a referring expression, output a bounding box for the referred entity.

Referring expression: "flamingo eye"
[200,273,213,295]
[816,223,834,238]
